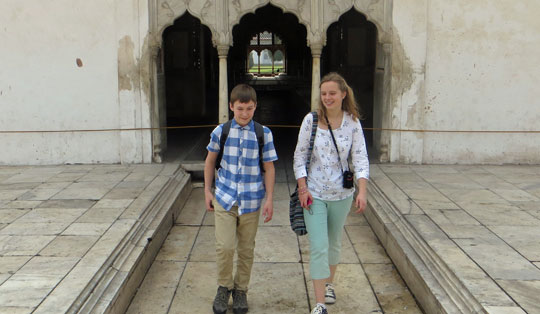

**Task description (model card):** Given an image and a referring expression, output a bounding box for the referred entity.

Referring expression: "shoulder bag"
[289,112,318,235]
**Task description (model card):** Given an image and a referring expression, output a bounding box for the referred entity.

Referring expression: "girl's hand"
[299,191,313,209]
[355,191,367,214]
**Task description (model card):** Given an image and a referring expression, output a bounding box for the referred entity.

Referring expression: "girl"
[293,72,369,314]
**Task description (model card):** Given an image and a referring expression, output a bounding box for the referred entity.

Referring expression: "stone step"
[67,168,192,314]
[126,185,424,313]
[364,166,520,314]
[180,161,205,172]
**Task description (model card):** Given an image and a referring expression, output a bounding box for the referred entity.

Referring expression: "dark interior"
[161,5,377,162]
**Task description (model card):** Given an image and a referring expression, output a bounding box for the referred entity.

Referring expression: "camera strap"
[325,115,348,174]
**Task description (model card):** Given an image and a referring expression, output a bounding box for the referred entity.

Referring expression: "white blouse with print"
[293,112,369,201]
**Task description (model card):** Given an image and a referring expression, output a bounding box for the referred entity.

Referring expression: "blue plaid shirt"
[207,119,278,215]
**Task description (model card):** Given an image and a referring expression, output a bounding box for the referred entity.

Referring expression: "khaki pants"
[214,200,260,291]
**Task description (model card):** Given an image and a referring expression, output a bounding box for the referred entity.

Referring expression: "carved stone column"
[217,45,229,123]
[310,43,323,111]
[150,44,163,163]
[380,42,393,162]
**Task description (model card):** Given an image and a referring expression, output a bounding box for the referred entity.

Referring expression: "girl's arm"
[350,118,369,181]
[293,114,315,180]
[293,114,315,208]
[351,118,369,213]
[355,178,368,213]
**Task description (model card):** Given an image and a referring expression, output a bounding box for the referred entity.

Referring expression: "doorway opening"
[322,8,378,160]
[161,12,218,162]
[227,4,312,162]
[229,4,312,127]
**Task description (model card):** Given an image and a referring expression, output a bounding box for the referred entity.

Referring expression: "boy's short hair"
[230,84,257,104]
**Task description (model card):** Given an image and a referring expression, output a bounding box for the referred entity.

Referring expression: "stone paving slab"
[371,164,540,314]
[128,187,422,314]
[2,163,538,313]
[0,163,186,314]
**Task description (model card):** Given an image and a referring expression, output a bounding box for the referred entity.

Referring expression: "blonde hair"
[317,72,361,123]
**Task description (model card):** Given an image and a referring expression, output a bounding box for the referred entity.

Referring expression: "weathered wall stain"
[117,35,152,101]
[390,29,414,125]
[118,35,138,91]
[140,34,151,101]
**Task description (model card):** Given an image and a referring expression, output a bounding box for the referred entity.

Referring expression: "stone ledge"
[59,167,192,314]
[365,172,485,314]
[179,161,205,172]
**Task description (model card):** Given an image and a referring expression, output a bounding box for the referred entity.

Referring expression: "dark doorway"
[162,12,218,162]
[322,9,377,151]
[163,12,219,126]
[229,4,312,127]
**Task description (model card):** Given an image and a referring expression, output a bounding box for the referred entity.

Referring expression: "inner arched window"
[247,31,286,76]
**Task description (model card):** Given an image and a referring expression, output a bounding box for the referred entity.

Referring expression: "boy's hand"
[262,199,273,223]
[205,190,215,211]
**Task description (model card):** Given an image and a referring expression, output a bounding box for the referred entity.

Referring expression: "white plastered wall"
[389,0,427,163]
[420,1,540,163]
[0,0,152,165]
[2,0,539,165]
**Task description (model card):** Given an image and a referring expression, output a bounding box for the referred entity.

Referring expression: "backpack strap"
[253,121,265,173]
[216,120,232,170]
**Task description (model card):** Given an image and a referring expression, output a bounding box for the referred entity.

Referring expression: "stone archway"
[322,8,379,157]
[228,4,311,126]
[147,0,393,162]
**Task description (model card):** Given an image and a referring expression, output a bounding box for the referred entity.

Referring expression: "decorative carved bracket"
[155,0,392,49]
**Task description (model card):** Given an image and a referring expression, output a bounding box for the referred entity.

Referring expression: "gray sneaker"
[232,289,248,314]
[325,283,336,304]
[213,286,231,314]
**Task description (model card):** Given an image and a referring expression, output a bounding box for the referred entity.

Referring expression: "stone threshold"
[35,167,192,314]
[365,167,510,314]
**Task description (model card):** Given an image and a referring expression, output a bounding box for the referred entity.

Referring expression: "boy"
[204,84,278,314]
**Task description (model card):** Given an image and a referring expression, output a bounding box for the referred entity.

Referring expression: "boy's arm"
[204,151,218,211]
[262,161,275,223]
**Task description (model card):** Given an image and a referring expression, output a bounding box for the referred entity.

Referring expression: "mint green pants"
[304,196,353,279]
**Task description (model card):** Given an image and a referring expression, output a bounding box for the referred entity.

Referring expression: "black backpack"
[215,120,265,172]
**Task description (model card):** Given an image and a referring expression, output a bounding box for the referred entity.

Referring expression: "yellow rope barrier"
[1,125,539,134]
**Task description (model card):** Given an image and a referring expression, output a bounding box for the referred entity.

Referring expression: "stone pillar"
[150,45,163,163]
[379,43,393,162]
[310,44,323,111]
[217,45,229,123]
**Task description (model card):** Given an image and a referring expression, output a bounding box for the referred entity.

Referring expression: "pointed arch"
[229,1,311,42]
[156,3,219,47]
[321,0,392,44]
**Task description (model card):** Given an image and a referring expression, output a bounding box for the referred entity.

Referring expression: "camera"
[343,171,354,189]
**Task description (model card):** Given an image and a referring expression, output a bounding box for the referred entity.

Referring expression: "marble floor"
[0,163,182,313]
[368,164,540,314]
[126,185,423,314]
[2,123,539,313]
[128,126,422,314]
